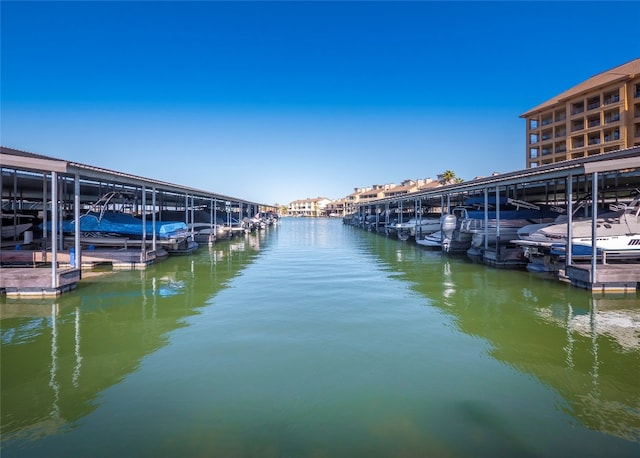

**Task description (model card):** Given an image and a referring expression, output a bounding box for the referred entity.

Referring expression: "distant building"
[287,178,443,217]
[325,198,346,217]
[520,58,640,168]
[287,197,332,217]
[382,179,418,198]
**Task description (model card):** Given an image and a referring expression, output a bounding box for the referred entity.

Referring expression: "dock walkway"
[0,267,81,297]
[564,263,640,293]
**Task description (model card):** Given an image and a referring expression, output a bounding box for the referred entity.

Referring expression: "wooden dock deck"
[0,246,165,297]
[1,248,160,270]
[564,263,640,293]
[0,267,81,298]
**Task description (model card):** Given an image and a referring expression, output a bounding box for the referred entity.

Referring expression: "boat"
[513,193,640,271]
[149,209,221,244]
[390,214,442,241]
[417,197,555,261]
[462,198,556,247]
[1,213,36,240]
[461,198,559,266]
[416,230,445,248]
[43,192,197,254]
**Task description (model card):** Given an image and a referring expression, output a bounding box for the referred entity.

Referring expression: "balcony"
[604,129,620,142]
[587,97,600,110]
[603,94,620,105]
[604,113,620,124]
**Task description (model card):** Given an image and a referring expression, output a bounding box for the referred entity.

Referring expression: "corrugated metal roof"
[520,58,640,117]
[1,146,266,206]
[366,146,640,206]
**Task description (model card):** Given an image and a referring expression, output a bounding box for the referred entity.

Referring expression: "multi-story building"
[287,197,332,217]
[521,58,640,168]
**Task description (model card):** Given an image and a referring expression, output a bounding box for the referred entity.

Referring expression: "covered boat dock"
[350,146,640,293]
[1,146,273,297]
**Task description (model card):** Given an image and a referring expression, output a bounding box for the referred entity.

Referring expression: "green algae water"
[2,218,639,457]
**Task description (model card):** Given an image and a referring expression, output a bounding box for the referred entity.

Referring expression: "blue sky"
[2,1,638,205]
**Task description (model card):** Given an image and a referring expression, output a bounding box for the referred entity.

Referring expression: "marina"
[1,146,277,297]
[344,146,640,293]
[3,146,640,296]
[1,218,638,457]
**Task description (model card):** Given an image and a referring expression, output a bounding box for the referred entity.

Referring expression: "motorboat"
[514,194,640,271]
[390,214,442,241]
[1,212,36,240]
[461,197,557,251]
[44,192,197,253]
[416,230,444,248]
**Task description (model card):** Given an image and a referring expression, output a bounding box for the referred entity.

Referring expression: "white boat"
[416,230,444,248]
[513,194,640,271]
[521,195,640,252]
[390,214,442,241]
[461,198,557,250]
[1,213,35,240]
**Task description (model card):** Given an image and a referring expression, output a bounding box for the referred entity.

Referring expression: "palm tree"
[440,170,456,185]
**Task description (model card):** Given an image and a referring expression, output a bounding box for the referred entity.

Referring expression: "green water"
[1,218,639,457]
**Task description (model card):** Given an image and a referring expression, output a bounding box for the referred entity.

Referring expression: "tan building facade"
[521,58,640,168]
[287,197,332,217]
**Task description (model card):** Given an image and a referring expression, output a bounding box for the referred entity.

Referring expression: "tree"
[440,170,456,185]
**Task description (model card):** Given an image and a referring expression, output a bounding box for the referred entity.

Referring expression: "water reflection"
[0,231,265,443]
[362,232,640,443]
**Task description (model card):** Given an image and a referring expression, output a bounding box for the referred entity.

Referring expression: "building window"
[603,89,620,105]
[635,83,640,98]
[529,148,538,158]
[588,133,601,145]
[604,109,620,123]
[571,101,584,115]
[587,95,600,110]
[587,114,600,128]
[554,109,566,122]
[604,128,620,142]
[571,136,584,149]
[529,133,539,144]
[555,126,566,138]
[529,118,538,129]
[541,115,553,126]
[571,118,584,132]
[541,129,552,141]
